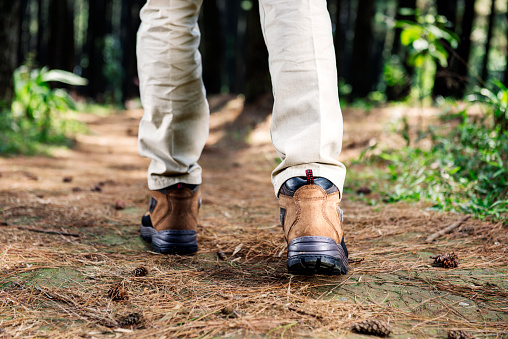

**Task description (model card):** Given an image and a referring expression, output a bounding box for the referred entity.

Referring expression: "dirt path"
[0,97,507,338]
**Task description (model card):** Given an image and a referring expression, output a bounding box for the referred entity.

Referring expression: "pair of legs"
[137,0,348,274]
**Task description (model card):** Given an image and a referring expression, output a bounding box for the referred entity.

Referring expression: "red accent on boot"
[305,169,314,185]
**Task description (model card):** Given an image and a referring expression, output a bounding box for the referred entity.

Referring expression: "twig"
[13,225,80,237]
[425,215,471,243]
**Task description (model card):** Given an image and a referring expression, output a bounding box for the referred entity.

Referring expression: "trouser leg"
[258,0,347,196]
[137,0,208,190]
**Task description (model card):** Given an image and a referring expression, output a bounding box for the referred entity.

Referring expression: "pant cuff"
[272,164,346,198]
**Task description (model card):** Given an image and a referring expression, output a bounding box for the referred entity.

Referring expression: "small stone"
[356,187,372,195]
[221,306,239,318]
[63,176,73,183]
[115,200,126,210]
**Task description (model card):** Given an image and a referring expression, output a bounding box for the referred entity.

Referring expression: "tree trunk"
[481,0,496,82]
[334,0,344,81]
[244,0,270,102]
[17,0,29,67]
[349,0,376,99]
[120,0,144,103]
[200,0,223,94]
[455,0,476,97]
[47,0,75,72]
[387,0,416,101]
[83,0,109,101]
[0,1,20,105]
[432,0,458,99]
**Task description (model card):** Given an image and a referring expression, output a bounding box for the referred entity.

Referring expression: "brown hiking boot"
[278,170,348,275]
[140,183,200,254]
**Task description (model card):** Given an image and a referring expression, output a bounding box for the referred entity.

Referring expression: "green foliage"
[397,11,458,68]
[103,34,124,105]
[354,86,508,222]
[0,66,87,155]
[396,11,459,100]
[379,119,507,221]
[469,80,508,130]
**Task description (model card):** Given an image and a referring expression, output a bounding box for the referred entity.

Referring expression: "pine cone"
[132,266,149,277]
[352,319,391,337]
[117,312,144,328]
[107,283,128,301]
[448,330,472,339]
[431,252,459,268]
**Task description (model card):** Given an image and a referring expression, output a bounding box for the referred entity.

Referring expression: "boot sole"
[287,236,348,275]
[140,225,197,255]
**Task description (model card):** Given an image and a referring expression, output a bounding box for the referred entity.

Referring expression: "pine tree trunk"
[0,1,20,105]
[47,0,75,72]
[387,0,416,101]
[83,0,109,101]
[349,0,376,99]
[333,0,344,81]
[120,0,144,103]
[200,0,223,94]
[455,0,476,97]
[481,0,497,82]
[432,0,458,99]
[244,0,270,102]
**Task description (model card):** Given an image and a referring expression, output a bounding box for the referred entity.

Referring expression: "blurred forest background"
[0,0,507,220]
[1,0,507,106]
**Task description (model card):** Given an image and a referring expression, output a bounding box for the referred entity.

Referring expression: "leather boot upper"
[279,184,343,244]
[147,187,200,232]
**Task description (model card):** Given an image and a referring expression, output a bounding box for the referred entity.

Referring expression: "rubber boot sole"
[287,236,348,275]
[140,225,197,255]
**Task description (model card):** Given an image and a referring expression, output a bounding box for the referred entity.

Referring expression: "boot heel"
[140,226,198,255]
[287,236,348,275]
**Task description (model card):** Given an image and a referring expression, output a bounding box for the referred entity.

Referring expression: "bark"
[0,1,20,105]
[432,0,458,98]
[83,0,109,101]
[349,0,376,99]
[244,0,270,102]
[47,0,75,72]
[387,0,416,101]
[17,0,29,66]
[120,0,144,102]
[481,0,497,82]
[455,0,476,97]
[200,0,223,94]
[334,0,344,80]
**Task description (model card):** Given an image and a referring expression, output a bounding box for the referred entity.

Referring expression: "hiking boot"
[140,183,200,254]
[278,170,348,275]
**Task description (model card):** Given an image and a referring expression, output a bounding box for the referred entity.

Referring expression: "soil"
[0,96,507,338]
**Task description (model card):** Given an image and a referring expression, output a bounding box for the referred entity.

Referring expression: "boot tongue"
[158,183,200,194]
[280,174,338,197]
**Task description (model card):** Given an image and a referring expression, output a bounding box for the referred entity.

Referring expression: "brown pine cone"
[107,283,128,301]
[132,266,149,277]
[117,312,144,328]
[431,252,459,268]
[352,319,391,337]
[448,330,472,339]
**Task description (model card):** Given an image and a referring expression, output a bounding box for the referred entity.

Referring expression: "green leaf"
[400,26,423,46]
[42,70,88,86]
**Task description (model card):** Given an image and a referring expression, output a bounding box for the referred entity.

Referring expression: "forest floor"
[0,95,507,338]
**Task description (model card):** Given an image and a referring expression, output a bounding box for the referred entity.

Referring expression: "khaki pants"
[137,0,346,196]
